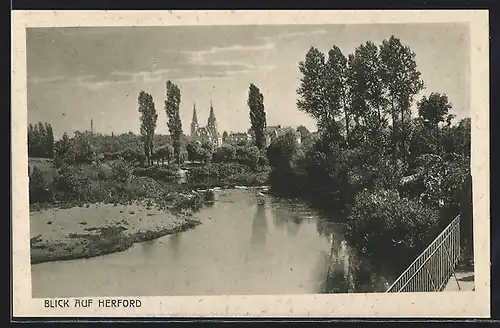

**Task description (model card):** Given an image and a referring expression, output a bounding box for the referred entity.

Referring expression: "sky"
[26,23,470,139]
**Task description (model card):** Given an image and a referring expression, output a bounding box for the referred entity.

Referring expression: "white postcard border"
[11,10,490,318]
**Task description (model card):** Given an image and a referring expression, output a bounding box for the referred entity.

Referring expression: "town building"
[190,102,222,148]
[248,125,302,147]
[224,132,253,145]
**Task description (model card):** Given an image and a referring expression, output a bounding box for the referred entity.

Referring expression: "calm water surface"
[31,189,393,297]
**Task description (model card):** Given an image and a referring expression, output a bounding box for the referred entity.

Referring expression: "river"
[31,188,393,297]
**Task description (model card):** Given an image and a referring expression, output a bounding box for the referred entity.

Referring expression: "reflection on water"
[31,189,392,297]
[250,200,268,248]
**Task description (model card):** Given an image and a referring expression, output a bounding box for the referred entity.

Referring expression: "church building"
[190,101,222,148]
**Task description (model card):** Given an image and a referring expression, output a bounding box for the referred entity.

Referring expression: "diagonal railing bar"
[386,215,461,293]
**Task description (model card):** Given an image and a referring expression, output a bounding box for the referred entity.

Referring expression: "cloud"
[183,41,276,65]
[258,29,327,42]
[27,55,276,90]
[28,76,67,84]
[176,76,233,83]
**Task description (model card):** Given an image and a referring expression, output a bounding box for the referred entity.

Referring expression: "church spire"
[190,102,199,138]
[207,100,217,133]
[192,103,198,124]
[208,100,215,122]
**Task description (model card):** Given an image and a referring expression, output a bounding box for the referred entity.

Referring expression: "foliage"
[28,122,55,158]
[137,91,158,166]
[186,141,206,162]
[53,132,74,166]
[153,144,174,165]
[53,165,93,202]
[345,189,440,262]
[186,162,269,188]
[266,130,300,169]
[165,80,183,164]
[29,166,53,203]
[379,36,424,162]
[71,131,96,164]
[235,144,260,168]
[248,83,267,150]
[110,158,133,183]
[269,35,472,261]
[213,144,237,163]
[325,46,351,140]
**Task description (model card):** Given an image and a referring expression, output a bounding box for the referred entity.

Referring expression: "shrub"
[29,166,53,203]
[345,189,440,266]
[213,145,237,163]
[110,159,133,183]
[235,145,260,168]
[132,166,180,183]
[53,165,92,201]
[266,131,299,169]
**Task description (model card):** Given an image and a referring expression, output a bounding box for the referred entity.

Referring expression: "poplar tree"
[44,123,55,158]
[379,36,424,163]
[165,81,183,164]
[325,46,351,143]
[297,47,334,136]
[138,91,158,166]
[247,83,267,150]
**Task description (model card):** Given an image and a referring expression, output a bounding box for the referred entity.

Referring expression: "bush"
[29,166,53,203]
[266,131,299,169]
[53,165,93,201]
[235,145,260,167]
[213,145,237,163]
[110,159,133,183]
[132,166,180,183]
[186,162,268,188]
[345,189,440,266]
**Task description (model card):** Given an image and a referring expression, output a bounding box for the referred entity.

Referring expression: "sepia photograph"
[12,10,490,317]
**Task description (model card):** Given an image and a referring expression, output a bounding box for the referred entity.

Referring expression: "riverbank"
[30,200,202,264]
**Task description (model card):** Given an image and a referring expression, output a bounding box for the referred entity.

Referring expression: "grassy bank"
[30,201,202,264]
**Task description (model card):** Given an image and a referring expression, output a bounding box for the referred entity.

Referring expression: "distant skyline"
[27,23,470,139]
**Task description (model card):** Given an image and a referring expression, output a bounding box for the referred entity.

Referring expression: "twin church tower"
[190,101,221,147]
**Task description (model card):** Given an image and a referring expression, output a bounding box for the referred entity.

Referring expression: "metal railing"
[386,215,461,293]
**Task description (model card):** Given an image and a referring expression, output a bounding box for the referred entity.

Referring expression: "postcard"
[11,10,490,318]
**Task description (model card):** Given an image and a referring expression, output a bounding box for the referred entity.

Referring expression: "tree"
[297,47,336,137]
[155,145,174,165]
[296,125,310,141]
[165,81,183,164]
[222,131,229,143]
[347,41,388,149]
[200,140,214,164]
[37,122,47,157]
[248,84,267,150]
[28,124,34,157]
[54,132,73,166]
[186,141,205,162]
[325,46,351,143]
[235,145,260,168]
[379,36,424,164]
[266,130,299,169]
[213,144,237,163]
[71,131,95,164]
[138,91,158,166]
[29,166,52,203]
[44,123,55,158]
[417,92,453,153]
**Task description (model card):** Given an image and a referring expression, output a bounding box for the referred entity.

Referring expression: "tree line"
[265,35,472,266]
[28,122,54,158]
[136,80,268,167]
